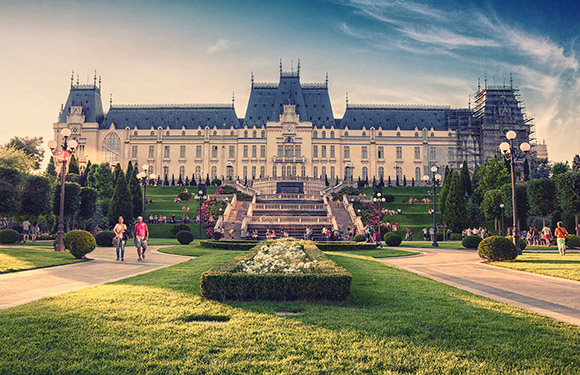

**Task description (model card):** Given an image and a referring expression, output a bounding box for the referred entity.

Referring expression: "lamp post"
[500,203,505,236]
[48,128,78,252]
[423,166,441,247]
[500,130,530,255]
[372,192,386,242]
[136,164,157,219]
[195,190,209,239]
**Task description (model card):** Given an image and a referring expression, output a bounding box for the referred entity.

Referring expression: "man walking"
[134,216,149,261]
[22,219,31,243]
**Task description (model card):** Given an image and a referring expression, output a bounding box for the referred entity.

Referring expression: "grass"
[339,247,419,258]
[145,186,217,218]
[0,247,83,274]
[0,245,579,373]
[493,252,580,282]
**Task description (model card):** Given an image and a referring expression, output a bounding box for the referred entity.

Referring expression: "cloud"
[207,38,229,54]
[399,26,500,48]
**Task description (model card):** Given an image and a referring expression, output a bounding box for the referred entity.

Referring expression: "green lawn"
[145,186,217,218]
[401,240,466,249]
[0,247,84,274]
[0,245,579,373]
[493,252,580,282]
[339,247,419,258]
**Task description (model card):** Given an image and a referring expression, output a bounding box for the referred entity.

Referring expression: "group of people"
[19,219,41,243]
[522,226,552,247]
[148,215,169,224]
[408,197,432,205]
[112,216,149,262]
[462,227,490,239]
[381,208,402,216]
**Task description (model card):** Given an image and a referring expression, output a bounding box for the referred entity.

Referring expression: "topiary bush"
[213,231,223,240]
[176,230,194,245]
[383,232,396,241]
[384,233,402,247]
[478,236,517,262]
[170,224,191,236]
[0,229,20,244]
[94,231,115,247]
[383,194,395,203]
[353,234,364,242]
[178,192,192,201]
[450,233,463,241]
[567,234,580,249]
[63,230,96,259]
[506,236,527,251]
[462,235,482,249]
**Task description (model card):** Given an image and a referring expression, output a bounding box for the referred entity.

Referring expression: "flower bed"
[200,240,352,301]
[315,242,378,251]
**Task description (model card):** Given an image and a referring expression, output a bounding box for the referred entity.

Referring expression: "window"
[164,146,170,158]
[132,146,138,158]
[195,166,201,177]
[148,145,154,158]
[252,130,257,138]
[229,146,235,158]
[180,145,186,158]
[414,147,420,159]
[415,132,419,138]
[378,132,382,137]
[415,167,421,181]
[285,145,293,158]
[260,145,266,158]
[378,146,384,159]
[330,131,335,138]
[272,166,277,177]
[448,147,454,160]
[151,131,155,136]
[396,166,402,179]
[166,131,170,136]
[313,166,318,178]
[244,130,248,138]
[261,130,265,138]
[243,166,247,179]
[211,166,217,179]
[330,166,335,179]
[230,130,234,136]
[378,167,384,180]
[197,130,202,136]
[278,145,283,157]
[212,146,218,158]
[281,165,286,177]
[362,166,368,180]
[163,166,169,179]
[362,131,366,137]
[295,145,301,157]
[321,145,326,158]
[196,145,202,158]
[213,131,217,136]
[313,145,318,158]
[430,147,436,160]
[330,145,335,159]
[322,131,326,138]
[322,166,327,178]
[313,131,318,139]
[292,165,296,177]
[134,131,138,136]
[397,132,401,137]
[344,146,350,159]
[243,145,248,158]
[344,131,349,136]
[102,133,121,164]
[362,146,368,159]
[252,145,257,158]
[260,166,265,178]
[179,166,185,179]
[396,146,402,159]
[251,166,256,179]
[301,165,306,177]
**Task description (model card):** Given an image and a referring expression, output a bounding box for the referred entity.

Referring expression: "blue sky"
[0,0,578,163]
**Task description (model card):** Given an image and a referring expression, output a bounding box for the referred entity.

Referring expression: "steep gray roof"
[341,105,452,130]
[60,85,104,124]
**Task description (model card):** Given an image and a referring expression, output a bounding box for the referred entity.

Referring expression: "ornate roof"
[60,85,104,124]
[341,105,452,130]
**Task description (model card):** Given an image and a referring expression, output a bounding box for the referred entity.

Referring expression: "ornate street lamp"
[372,192,386,242]
[136,164,157,219]
[423,166,441,247]
[48,128,78,252]
[195,190,209,240]
[500,130,530,254]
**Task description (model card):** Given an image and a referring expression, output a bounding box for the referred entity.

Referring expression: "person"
[134,216,149,261]
[229,228,235,239]
[114,216,128,261]
[429,227,435,242]
[422,227,428,241]
[22,218,31,243]
[31,222,40,242]
[555,221,568,256]
[171,214,176,223]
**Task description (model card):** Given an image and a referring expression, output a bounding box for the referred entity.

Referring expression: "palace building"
[53,63,533,182]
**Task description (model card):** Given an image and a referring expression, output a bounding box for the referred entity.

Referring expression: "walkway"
[0,246,192,310]
[381,248,580,326]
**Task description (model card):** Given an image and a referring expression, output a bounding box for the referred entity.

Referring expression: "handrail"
[343,194,365,233]
[214,215,223,233]
[247,216,333,225]
[240,217,248,237]
[222,194,237,222]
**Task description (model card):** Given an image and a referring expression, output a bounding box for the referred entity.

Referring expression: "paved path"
[0,246,192,310]
[381,248,580,326]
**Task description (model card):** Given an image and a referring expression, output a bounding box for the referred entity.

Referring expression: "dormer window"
[150,131,155,136]
[313,131,318,139]
[396,132,401,137]
[181,131,185,136]
[362,131,366,137]
[198,131,202,136]
[330,131,335,138]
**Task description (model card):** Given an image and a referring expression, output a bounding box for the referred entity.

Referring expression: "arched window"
[272,165,277,177]
[281,166,286,177]
[181,130,186,136]
[330,131,335,139]
[163,166,169,179]
[344,131,349,136]
[134,131,138,136]
[415,167,421,181]
[362,166,368,180]
[251,166,256,179]
[211,166,217,180]
[322,131,326,138]
[151,131,155,136]
[195,166,201,176]
[230,130,234,136]
[260,166,265,178]
[301,165,306,177]
[362,131,367,137]
[330,166,335,180]
[396,166,402,179]
[378,132,382,137]
[430,132,435,137]
[261,130,265,138]
[378,167,384,180]
[179,166,185,179]
[322,166,327,178]
[396,132,401,137]
[252,130,257,138]
[166,131,170,136]
[198,130,202,136]
[213,131,217,136]
[313,166,318,178]
[102,133,121,164]
[243,166,248,179]
[414,132,419,138]
[313,131,318,139]
[244,130,248,138]
[292,166,296,177]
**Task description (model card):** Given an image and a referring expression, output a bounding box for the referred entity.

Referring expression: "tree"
[551,161,569,177]
[191,173,197,186]
[178,174,183,186]
[474,156,510,199]
[0,146,35,174]
[89,163,114,200]
[171,174,176,186]
[443,172,468,233]
[113,163,123,184]
[79,187,98,221]
[529,156,550,179]
[206,174,210,186]
[554,171,580,235]
[500,183,528,231]
[550,211,562,235]
[482,189,503,226]
[403,175,407,186]
[126,161,134,178]
[527,178,556,226]
[164,174,170,186]
[128,165,143,218]
[573,155,580,172]
[185,176,189,186]
[5,136,44,170]
[325,174,329,186]
[439,166,452,220]
[44,156,57,183]
[20,175,52,218]
[52,182,81,230]
[523,159,530,181]
[108,171,133,226]
[459,161,472,196]
[0,167,21,215]
[68,154,80,175]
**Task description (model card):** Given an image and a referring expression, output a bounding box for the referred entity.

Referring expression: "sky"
[0,0,579,166]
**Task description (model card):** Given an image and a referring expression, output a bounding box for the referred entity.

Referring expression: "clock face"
[286,126,293,132]
[72,127,79,133]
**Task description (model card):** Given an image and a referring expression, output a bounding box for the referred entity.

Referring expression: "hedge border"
[200,242,352,301]
[200,240,259,251]
[314,242,378,251]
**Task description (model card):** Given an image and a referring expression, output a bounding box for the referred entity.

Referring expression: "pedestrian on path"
[22,219,31,243]
[113,216,127,261]
[555,221,568,256]
[134,216,149,261]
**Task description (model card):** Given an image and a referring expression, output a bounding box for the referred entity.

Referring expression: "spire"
[325,72,328,87]
[99,75,102,90]
[484,72,487,90]
[109,93,113,109]
[251,71,254,88]
[346,92,349,108]
[510,72,513,89]
[477,77,480,91]
[71,70,74,88]
[76,74,79,88]
[93,69,97,88]
[297,58,300,76]
[232,91,235,108]
[468,95,471,110]
[280,59,282,75]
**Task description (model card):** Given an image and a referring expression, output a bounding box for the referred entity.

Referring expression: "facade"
[531,139,548,160]
[53,65,533,182]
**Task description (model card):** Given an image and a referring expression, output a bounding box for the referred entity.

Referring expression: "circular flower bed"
[238,240,317,274]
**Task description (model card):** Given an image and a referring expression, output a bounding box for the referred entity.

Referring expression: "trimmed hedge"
[384,233,402,247]
[314,242,378,251]
[63,230,96,259]
[177,230,194,245]
[506,236,527,251]
[478,236,517,262]
[170,224,191,236]
[462,235,482,249]
[0,229,19,244]
[450,233,463,241]
[567,234,580,249]
[94,231,115,247]
[353,234,364,242]
[201,242,352,301]
[200,240,259,251]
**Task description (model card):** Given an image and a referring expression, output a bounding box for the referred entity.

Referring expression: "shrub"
[170,224,191,236]
[353,234,364,242]
[450,233,463,241]
[94,231,115,247]
[213,231,223,240]
[385,233,402,247]
[383,194,395,203]
[383,232,396,241]
[63,230,96,259]
[462,235,482,249]
[315,242,377,251]
[0,229,19,244]
[200,240,258,251]
[200,243,352,301]
[176,230,194,244]
[567,234,580,249]
[506,236,527,251]
[478,236,517,262]
[178,192,192,201]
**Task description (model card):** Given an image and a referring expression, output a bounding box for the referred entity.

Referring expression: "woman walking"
[555,221,568,256]
[114,216,127,261]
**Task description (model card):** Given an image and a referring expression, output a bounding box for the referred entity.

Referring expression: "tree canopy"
[0,167,21,215]
[108,171,133,226]
[20,175,52,217]
[527,178,556,224]
[474,157,510,199]
[4,136,44,170]
[0,146,35,174]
